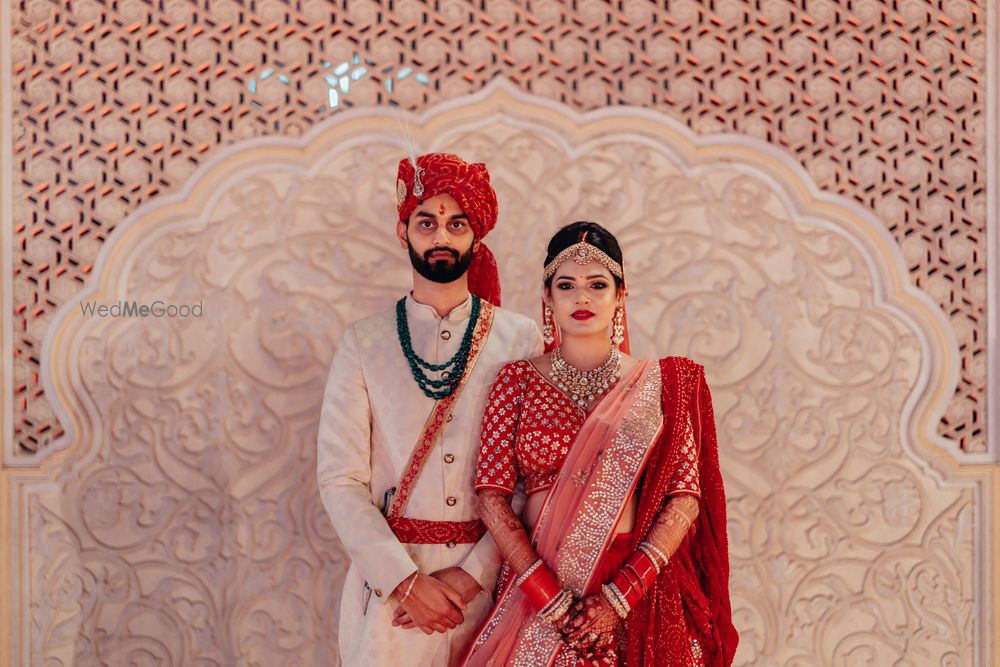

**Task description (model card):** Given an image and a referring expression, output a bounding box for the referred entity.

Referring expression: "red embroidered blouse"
[475,359,701,498]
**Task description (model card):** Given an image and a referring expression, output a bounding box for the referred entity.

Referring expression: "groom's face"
[397,193,479,284]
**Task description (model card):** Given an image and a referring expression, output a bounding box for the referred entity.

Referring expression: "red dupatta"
[622,356,738,666]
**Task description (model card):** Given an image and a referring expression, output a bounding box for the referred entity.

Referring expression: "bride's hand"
[560,594,619,661]
[550,599,577,635]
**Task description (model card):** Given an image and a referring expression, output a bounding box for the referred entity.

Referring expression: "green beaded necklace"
[396,295,482,399]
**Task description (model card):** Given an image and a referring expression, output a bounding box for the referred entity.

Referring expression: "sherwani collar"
[405,292,474,323]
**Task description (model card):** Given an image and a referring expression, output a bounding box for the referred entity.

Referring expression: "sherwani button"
[446,540,456,548]
[446,414,454,422]
[441,330,451,340]
[446,496,457,506]
[444,453,455,463]
[374,589,383,598]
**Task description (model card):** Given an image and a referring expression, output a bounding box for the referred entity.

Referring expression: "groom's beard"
[407,240,475,284]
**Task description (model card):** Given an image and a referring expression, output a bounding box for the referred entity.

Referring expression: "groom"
[317,152,542,666]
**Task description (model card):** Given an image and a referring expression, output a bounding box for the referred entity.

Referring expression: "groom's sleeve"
[316,324,418,599]
[458,530,504,595]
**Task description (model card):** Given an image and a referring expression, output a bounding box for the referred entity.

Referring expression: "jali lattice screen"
[8,2,989,452]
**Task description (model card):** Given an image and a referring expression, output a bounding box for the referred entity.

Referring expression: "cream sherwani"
[317,294,542,667]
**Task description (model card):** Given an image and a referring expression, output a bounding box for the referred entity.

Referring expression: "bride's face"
[546,260,623,341]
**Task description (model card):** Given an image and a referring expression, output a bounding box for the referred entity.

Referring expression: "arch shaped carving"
[13,80,986,665]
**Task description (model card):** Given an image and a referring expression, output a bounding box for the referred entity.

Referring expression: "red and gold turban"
[396,152,501,307]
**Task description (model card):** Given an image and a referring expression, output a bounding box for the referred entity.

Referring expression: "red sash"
[386,517,487,544]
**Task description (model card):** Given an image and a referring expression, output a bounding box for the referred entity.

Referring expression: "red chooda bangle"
[517,560,562,611]
[611,549,659,610]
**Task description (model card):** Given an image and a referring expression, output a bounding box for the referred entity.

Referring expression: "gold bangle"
[400,572,418,604]
[538,589,564,616]
[515,559,544,587]
[601,583,629,619]
[638,541,668,571]
[540,590,573,623]
[608,581,631,615]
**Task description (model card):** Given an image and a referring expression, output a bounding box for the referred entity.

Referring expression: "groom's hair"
[543,221,625,289]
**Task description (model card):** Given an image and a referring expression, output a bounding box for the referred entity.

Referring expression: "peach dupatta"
[463,360,664,667]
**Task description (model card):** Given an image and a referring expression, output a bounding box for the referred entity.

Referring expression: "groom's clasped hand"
[390,567,482,634]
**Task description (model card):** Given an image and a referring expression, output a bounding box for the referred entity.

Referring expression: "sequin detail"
[554,364,664,594]
[691,637,705,666]
[667,410,702,497]
[475,360,586,496]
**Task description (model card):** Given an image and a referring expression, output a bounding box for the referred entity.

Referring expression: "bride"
[461,222,738,666]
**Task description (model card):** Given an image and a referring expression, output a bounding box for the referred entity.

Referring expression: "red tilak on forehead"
[439,203,447,215]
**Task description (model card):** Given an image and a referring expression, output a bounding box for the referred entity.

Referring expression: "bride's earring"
[543,304,555,346]
[612,306,625,346]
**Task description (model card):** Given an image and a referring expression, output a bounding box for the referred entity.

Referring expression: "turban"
[396,152,501,307]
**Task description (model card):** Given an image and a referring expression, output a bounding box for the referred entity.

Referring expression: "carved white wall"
[7,81,991,665]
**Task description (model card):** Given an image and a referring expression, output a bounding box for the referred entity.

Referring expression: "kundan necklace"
[550,344,622,409]
[396,295,481,400]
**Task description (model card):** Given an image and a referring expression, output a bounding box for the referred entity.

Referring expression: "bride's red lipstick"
[571,310,596,320]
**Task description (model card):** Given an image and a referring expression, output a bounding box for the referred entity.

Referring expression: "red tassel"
[468,243,501,307]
